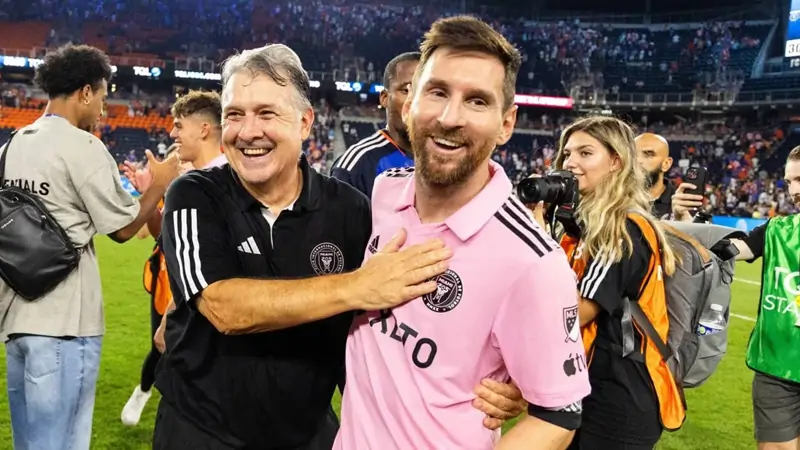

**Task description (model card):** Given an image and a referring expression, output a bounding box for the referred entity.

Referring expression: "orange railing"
[0,104,173,132]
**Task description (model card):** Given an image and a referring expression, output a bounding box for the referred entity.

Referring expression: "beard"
[645,169,662,189]
[408,120,493,187]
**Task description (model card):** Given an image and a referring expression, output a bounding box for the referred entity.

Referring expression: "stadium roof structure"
[419,0,778,22]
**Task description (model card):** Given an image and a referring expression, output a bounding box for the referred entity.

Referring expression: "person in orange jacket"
[533,115,681,450]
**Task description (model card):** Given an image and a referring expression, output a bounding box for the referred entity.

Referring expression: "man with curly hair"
[0,44,179,450]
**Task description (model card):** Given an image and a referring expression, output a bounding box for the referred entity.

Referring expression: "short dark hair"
[383,52,421,90]
[789,146,800,161]
[33,44,113,99]
[418,15,521,111]
[171,90,222,126]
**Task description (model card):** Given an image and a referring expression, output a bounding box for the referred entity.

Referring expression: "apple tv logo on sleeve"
[563,353,587,377]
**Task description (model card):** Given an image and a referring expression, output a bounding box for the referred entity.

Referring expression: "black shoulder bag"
[0,131,82,300]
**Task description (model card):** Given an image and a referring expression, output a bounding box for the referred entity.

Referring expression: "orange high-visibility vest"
[560,213,686,431]
[142,198,172,315]
[143,245,172,315]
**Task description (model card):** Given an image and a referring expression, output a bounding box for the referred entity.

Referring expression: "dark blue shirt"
[330,129,413,199]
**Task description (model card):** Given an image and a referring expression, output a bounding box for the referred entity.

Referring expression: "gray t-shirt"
[0,115,140,340]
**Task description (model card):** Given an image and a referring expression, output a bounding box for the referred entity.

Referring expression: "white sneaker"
[121,385,152,426]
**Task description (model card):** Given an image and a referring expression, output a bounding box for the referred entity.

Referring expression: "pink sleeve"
[491,250,591,408]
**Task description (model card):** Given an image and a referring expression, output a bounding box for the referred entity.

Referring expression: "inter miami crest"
[563,305,579,343]
[422,269,464,313]
[310,242,344,275]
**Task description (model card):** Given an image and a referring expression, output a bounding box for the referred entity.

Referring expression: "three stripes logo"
[237,236,261,255]
[334,131,389,171]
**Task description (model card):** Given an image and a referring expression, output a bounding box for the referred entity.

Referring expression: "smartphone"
[683,166,708,197]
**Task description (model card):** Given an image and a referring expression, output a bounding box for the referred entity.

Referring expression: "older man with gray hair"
[152,43,475,449]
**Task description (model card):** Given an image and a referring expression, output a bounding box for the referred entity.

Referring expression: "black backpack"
[0,131,82,300]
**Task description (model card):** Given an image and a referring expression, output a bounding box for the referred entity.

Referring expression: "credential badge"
[310,242,344,275]
[422,269,464,313]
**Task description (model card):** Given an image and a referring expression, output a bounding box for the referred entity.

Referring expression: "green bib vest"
[746,214,800,383]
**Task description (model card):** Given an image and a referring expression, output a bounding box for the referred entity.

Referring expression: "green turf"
[0,237,767,449]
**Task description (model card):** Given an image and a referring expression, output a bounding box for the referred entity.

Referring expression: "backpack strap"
[629,299,688,409]
[0,131,18,187]
[626,213,689,407]
[629,300,674,372]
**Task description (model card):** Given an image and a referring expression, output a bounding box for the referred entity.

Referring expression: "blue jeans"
[5,335,103,450]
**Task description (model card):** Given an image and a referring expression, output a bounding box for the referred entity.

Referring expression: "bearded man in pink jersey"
[334,15,591,450]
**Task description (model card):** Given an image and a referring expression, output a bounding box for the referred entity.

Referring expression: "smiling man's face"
[220,71,314,187]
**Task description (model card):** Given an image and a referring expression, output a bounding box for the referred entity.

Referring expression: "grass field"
[0,237,766,449]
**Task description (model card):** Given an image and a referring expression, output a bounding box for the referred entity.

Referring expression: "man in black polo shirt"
[635,132,676,219]
[154,44,518,450]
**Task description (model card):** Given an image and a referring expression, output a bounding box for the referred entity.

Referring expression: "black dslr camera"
[517,170,579,208]
[516,170,581,238]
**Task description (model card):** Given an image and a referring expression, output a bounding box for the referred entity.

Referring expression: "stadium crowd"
[0,1,785,219]
[2,0,771,94]
[341,104,795,217]
[2,77,795,218]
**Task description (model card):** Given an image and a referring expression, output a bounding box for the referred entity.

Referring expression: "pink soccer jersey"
[333,162,591,450]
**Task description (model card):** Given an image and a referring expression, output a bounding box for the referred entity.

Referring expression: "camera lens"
[517,177,566,205]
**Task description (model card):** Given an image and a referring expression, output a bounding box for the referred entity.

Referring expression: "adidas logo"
[237,236,261,255]
[368,235,380,254]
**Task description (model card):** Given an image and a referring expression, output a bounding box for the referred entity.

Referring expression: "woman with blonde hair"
[535,115,683,449]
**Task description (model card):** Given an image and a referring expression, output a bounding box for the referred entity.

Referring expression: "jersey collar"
[394,160,512,241]
[229,154,322,212]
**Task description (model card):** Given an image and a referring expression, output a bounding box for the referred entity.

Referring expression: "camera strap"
[554,205,582,239]
[547,207,559,240]
[0,131,18,186]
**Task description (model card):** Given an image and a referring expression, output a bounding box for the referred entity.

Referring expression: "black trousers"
[152,399,339,450]
[139,296,163,391]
